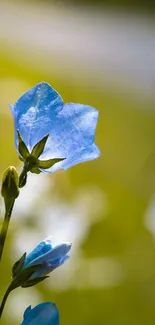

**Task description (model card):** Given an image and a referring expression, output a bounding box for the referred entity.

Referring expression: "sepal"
[38,158,65,169]
[12,252,26,278]
[17,130,30,160]
[17,130,65,174]
[11,263,43,290]
[30,167,41,174]
[22,276,49,288]
[31,134,49,158]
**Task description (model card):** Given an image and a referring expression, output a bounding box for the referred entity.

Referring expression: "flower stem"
[19,163,29,188]
[0,199,15,261]
[0,284,12,318]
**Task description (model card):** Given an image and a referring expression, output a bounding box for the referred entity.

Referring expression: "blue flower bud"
[10,82,100,173]
[23,237,71,279]
[20,302,59,325]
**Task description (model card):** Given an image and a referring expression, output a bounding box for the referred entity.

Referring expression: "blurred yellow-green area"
[0,0,155,324]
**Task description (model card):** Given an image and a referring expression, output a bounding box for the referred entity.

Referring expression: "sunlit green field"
[0,46,155,325]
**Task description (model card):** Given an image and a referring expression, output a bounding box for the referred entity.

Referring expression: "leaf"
[38,158,65,169]
[12,252,27,278]
[22,276,49,288]
[17,130,30,159]
[31,134,49,158]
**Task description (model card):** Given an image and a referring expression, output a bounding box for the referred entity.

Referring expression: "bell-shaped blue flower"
[10,82,100,173]
[23,237,71,279]
[20,302,59,325]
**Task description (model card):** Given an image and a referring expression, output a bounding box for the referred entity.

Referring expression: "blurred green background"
[0,0,155,324]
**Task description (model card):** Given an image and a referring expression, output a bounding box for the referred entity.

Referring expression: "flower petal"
[39,102,99,171]
[10,82,64,152]
[40,143,100,173]
[21,302,59,325]
[24,237,53,267]
[32,255,70,278]
[28,243,72,267]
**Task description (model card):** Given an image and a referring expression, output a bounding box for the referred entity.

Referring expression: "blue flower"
[20,302,59,325]
[10,82,100,173]
[23,237,71,278]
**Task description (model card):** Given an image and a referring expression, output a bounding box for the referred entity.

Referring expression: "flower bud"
[1,166,19,200]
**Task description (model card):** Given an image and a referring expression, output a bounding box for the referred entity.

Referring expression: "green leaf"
[17,130,30,159]
[31,134,49,158]
[12,252,26,278]
[22,276,49,288]
[38,158,65,169]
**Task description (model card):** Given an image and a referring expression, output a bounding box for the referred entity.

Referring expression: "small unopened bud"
[1,166,19,200]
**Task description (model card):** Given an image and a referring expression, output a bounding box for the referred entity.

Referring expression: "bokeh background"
[0,0,155,324]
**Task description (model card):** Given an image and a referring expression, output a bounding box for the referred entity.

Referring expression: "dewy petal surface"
[11,82,64,152]
[20,302,59,325]
[39,102,100,171]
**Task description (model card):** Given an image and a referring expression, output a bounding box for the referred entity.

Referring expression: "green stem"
[0,284,12,318]
[0,200,15,261]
